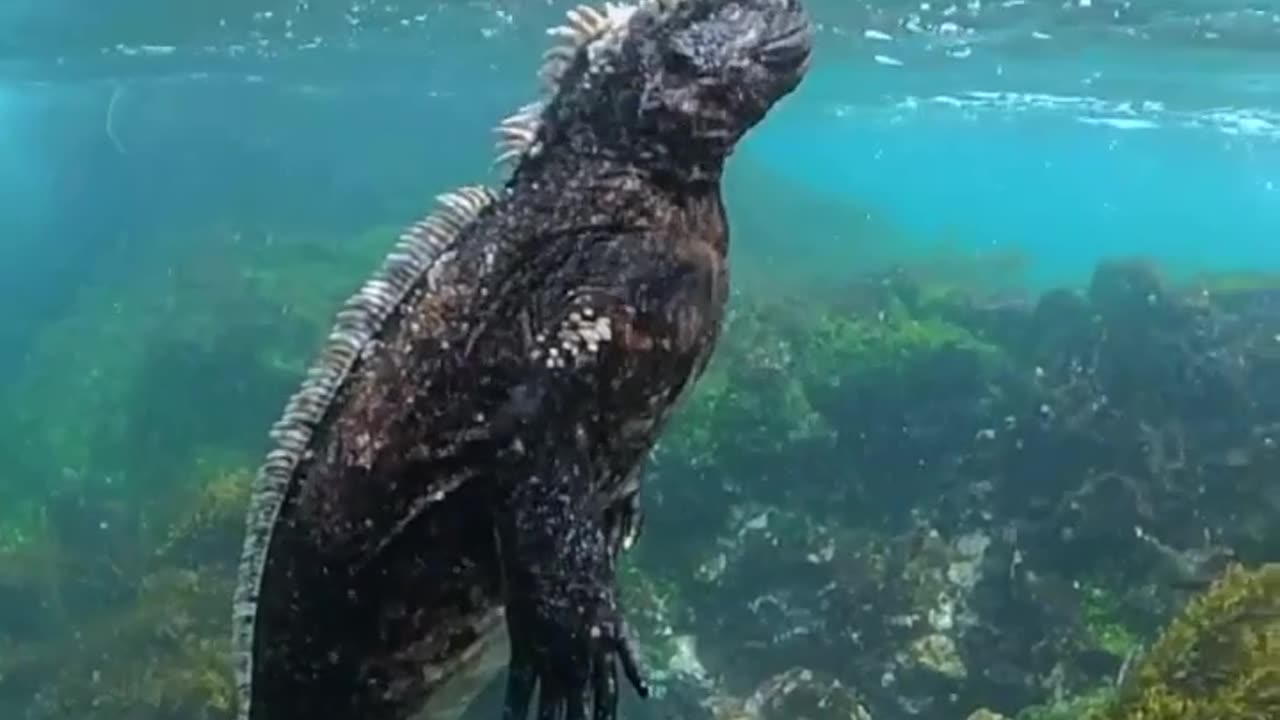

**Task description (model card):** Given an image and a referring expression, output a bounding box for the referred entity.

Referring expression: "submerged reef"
[1086,562,1280,720]
[0,463,246,719]
[1,237,1279,720]
[0,222,383,719]
[630,258,1280,720]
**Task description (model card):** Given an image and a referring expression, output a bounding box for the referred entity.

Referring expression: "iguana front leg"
[490,287,671,720]
[495,444,647,720]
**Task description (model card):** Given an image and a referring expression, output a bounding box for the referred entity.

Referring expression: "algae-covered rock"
[909,633,967,680]
[1013,688,1115,720]
[748,668,873,720]
[1085,562,1280,720]
[0,459,249,719]
[7,250,1280,720]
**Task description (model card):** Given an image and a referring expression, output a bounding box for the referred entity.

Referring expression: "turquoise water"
[2,1,1277,361]
[753,53,1280,288]
[1,4,1275,485]
[1,1,1279,716]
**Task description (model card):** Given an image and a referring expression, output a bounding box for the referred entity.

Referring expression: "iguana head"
[496,0,813,180]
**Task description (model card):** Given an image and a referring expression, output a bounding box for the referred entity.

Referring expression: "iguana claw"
[605,492,644,558]
[501,585,648,720]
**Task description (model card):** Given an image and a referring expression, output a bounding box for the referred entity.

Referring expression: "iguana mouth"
[759,20,812,72]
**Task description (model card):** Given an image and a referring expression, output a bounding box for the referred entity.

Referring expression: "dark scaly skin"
[245,2,812,720]
[486,172,731,720]
[251,157,721,720]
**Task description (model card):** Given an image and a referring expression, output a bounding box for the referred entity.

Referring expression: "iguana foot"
[498,496,649,720]
[502,595,648,720]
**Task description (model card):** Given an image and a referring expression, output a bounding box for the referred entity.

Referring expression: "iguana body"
[230,2,813,720]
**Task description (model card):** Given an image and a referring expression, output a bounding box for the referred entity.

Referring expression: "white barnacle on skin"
[544,346,567,369]
[551,308,613,368]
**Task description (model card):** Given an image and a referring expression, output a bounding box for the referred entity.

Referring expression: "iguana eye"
[664,46,696,74]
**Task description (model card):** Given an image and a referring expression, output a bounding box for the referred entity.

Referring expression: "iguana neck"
[509,142,725,208]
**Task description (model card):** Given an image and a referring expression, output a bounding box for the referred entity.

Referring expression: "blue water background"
[1,0,1278,376]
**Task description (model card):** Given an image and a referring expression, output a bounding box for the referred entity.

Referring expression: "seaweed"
[0,460,249,719]
[1015,689,1114,720]
[1078,582,1142,658]
[1086,563,1280,720]
[3,236,1280,720]
[0,221,387,523]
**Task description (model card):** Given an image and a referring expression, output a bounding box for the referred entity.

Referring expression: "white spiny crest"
[232,182,497,720]
[493,101,546,167]
[639,0,683,10]
[540,3,640,87]
[492,0,691,171]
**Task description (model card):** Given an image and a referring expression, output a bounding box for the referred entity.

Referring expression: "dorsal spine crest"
[230,184,497,720]
[491,0,687,173]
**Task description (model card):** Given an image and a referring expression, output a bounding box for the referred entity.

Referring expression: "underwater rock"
[1087,259,1168,320]
[907,633,966,680]
[12,253,1280,720]
[1088,562,1280,720]
[591,260,1280,720]
[1027,286,1095,366]
[710,668,873,720]
[637,261,1280,720]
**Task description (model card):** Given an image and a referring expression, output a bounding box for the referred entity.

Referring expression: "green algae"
[659,278,1004,471]
[1016,688,1115,720]
[801,308,1001,388]
[1184,269,1280,294]
[0,223,386,526]
[2,242,1279,720]
[0,460,248,719]
[656,296,833,467]
[1085,563,1280,720]
[1079,582,1142,658]
[0,220,389,716]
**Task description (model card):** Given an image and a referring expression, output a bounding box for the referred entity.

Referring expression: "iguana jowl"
[230,1,813,720]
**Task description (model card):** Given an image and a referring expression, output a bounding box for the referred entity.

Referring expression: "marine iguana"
[230,1,813,720]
